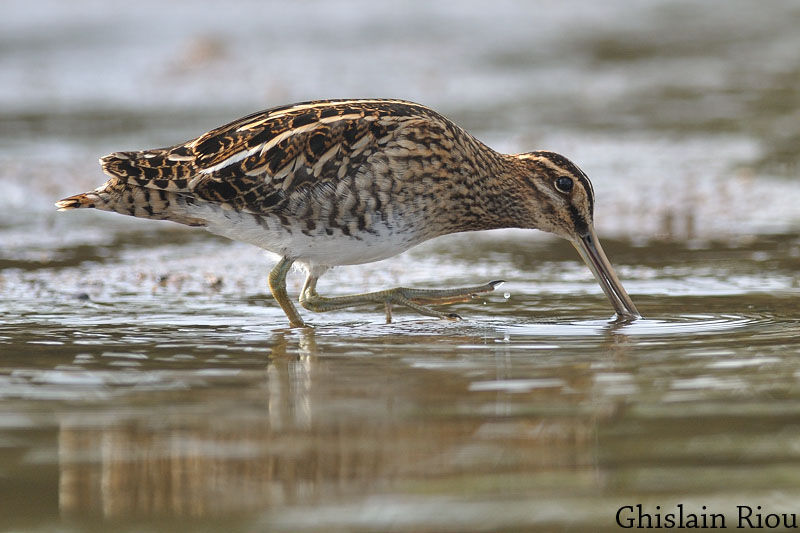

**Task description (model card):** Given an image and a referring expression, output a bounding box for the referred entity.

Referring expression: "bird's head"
[513,151,640,320]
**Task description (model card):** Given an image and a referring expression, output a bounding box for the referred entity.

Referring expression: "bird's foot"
[300,280,503,323]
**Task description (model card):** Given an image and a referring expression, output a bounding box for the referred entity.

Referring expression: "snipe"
[56,99,640,327]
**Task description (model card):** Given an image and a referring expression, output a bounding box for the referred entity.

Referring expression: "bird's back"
[57,99,481,229]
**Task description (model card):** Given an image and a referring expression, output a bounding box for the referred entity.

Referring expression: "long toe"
[405,280,503,306]
[409,294,473,305]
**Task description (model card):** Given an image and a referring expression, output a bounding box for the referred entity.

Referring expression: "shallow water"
[2,1,800,532]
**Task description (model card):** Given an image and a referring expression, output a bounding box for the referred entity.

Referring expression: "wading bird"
[57,99,640,327]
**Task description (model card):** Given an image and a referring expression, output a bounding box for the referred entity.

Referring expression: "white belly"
[188,203,420,267]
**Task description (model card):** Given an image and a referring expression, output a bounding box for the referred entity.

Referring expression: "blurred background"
[1,1,800,532]
[3,0,799,241]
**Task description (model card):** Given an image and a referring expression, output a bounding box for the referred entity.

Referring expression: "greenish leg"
[299,275,503,323]
[268,256,307,328]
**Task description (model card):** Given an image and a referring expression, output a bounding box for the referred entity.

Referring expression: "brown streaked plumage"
[56,98,640,327]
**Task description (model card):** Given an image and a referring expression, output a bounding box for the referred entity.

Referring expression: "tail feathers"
[55,179,206,227]
[100,147,197,189]
[55,192,98,210]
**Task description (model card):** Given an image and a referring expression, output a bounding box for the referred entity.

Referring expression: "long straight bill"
[571,227,641,320]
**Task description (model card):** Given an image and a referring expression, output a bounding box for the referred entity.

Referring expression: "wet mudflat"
[2,0,800,531]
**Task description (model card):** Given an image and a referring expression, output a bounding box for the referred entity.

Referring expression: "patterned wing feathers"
[56,99,436,223]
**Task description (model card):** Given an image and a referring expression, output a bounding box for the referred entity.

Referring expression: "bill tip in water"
[614,310,642,323]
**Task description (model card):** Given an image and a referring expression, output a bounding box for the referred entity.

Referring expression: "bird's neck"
[430,150,529,235]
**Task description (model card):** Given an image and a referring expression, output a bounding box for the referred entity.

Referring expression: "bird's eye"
[555,176,574,193]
